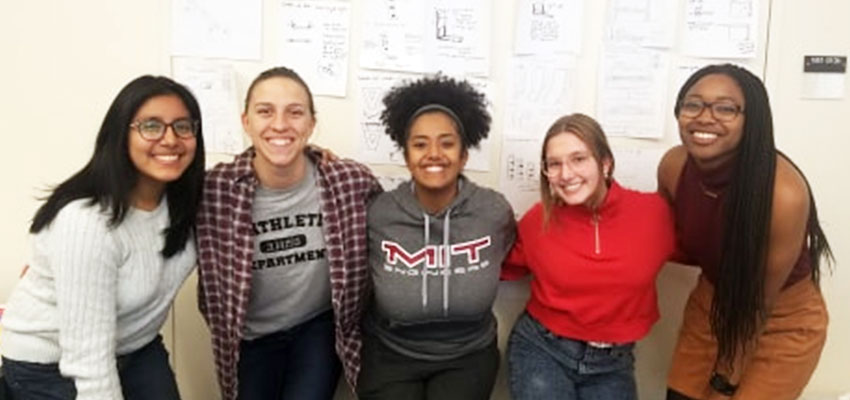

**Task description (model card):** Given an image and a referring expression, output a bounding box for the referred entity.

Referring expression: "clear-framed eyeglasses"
[130,118,199,141]
[541,154,592,177]
[678,98,743,122]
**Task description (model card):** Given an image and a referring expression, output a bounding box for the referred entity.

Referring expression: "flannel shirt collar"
[231,146,323,186]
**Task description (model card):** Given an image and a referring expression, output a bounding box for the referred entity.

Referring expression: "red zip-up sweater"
[502,182,674,343]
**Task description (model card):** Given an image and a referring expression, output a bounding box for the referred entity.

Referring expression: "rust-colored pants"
[667,276,828,399]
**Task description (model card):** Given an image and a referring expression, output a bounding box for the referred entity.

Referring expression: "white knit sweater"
[0,198,196,399]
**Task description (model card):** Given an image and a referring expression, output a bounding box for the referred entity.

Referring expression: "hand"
[709,372,738,397]
[309,144,339,163]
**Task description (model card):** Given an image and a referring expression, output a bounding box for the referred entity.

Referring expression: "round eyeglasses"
[130,118,198,141]
[541,154,592,177]
[678,98,743,122]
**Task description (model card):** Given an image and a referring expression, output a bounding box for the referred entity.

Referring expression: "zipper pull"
[592,212,601,255]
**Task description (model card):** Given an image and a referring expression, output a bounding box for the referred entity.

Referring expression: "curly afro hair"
[380,75,491,151]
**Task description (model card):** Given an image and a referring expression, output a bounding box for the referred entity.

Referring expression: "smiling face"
[677,73,746,171]
[543,131,611,209]
[128,94,197,203]
[243,76,315,181]
[405,111,468,196]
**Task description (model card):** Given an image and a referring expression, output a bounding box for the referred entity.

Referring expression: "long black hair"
[30,75,206,257]
[674,64,833,367]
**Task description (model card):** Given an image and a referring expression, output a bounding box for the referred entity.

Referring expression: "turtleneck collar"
[689,155,735,193]
[555,180,625,219]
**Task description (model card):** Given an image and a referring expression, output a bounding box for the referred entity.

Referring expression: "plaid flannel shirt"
[196,147,381,400]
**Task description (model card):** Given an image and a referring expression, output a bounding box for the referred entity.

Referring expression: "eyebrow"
[135,115,190,121]
[410,132,458,139]
[547,150,589,159]
[251,101,307,109]
[684,94,740,102]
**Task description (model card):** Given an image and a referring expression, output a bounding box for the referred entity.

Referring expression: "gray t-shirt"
[243,161,331,340]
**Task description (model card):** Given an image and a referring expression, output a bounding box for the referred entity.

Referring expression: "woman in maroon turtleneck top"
[658,64,833,400]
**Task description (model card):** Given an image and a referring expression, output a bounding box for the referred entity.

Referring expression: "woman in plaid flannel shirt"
[196,67,381,400]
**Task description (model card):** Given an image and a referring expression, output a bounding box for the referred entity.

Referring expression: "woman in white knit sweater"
[0,76,205,400]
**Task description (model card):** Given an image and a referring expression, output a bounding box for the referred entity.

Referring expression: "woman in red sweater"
[502,113,674,400]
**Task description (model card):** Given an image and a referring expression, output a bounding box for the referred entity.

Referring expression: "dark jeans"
[357,332,499,400]
[1,372,9,400]
[1,334,179,400]
[508,312,637,400]
[1,374,9,400]
[666,388,697,399]
[237,310,341,400]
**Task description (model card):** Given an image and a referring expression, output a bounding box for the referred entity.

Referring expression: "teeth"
[425,166,444,173]
[154,155,179,162]
[555,182,582,193]
[565,182,581,191]
[693,131,718,140]
[268,138,293,146]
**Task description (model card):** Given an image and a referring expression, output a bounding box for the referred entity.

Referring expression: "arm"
[195,175,214,325]
[308,143,340,163]
[657,145,687,204]
[762,158,810,314]
[657,146,692,264]
[343,159,383,203]
[500,224,529,281]
[366,170,384,203]
[196,266,210,325]
[52,205,124,399]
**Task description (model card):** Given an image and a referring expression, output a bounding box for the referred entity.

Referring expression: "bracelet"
[709,372,738,396]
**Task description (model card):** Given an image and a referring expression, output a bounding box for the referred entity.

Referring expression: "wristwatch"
[710,372,738,396]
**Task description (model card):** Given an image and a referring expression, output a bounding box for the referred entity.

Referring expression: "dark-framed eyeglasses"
[130,118,199,141]
[678,98,743,122]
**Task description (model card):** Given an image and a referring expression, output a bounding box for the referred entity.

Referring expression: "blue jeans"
[507,312,637,400]
[237,310,341,400]
[1,334,179,400]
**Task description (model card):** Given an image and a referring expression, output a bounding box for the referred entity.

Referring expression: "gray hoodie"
[363,175,516,361]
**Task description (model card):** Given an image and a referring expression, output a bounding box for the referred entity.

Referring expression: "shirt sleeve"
[195,192,212,325]
[51,204,124,400]
[500,226,529,281]
[362,163,384,203]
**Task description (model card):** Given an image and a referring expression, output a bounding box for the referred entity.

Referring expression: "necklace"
[699,181,719,199]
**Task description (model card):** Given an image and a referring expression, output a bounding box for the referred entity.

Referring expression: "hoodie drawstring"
[442,208,452,317]
[422,213,430,309]
[421,209,453,317]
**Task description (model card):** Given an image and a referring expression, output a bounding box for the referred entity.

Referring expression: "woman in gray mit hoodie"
[357,76,516,400]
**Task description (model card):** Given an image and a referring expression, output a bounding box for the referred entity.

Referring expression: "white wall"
[1,1,847,399]
[763,1,850,398]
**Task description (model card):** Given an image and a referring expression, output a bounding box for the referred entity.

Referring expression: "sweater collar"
[555,180,624,219]
[390,174,477,219]
[688,155,734,193]
[231,146,323,186]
